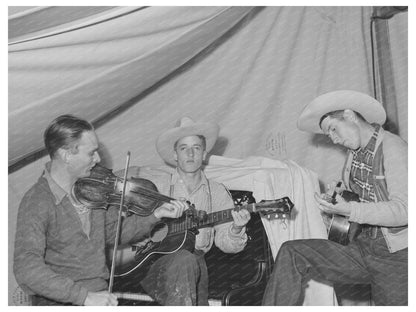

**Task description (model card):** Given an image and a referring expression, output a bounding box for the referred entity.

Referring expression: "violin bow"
[108,151,131,293]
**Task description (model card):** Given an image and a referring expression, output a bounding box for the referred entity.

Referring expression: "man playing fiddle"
[13,115,188,306]
[131,116,251,305]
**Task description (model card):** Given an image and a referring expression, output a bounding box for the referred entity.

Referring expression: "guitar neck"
[168,203,257,234]
[201,204,256,228]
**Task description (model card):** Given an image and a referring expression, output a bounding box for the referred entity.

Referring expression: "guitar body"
[328,215,351,245]
[113,221,197,277]
[327,190,361,245]
[109,197,293,278]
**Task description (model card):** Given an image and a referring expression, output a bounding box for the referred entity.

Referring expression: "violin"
[71,164,178,216]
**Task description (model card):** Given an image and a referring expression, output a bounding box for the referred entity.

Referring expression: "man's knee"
[169,250,199,269]
[279,240,306,256]
[276,239,316,267]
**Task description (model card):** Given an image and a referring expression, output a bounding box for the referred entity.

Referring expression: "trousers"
[262,231,407,306]
[141,249,208,305]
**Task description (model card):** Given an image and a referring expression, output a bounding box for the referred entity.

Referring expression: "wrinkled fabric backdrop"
[8,6,407,305]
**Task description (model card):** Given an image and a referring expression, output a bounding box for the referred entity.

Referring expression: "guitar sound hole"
[150,223,168,242]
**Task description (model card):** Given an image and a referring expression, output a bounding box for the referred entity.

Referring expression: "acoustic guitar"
[327,190,361,245]
[109,196,293,277]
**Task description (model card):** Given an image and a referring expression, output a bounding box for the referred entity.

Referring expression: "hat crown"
[297,90,386,133]
[156,116,219,166]
[175,116,195,128]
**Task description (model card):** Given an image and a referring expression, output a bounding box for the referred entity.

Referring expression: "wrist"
[339,202,352,217]
[231,223,244,234]
[78,287,90,306]
[152,210,162,220]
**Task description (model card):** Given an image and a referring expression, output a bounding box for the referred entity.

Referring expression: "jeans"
[262,231,408,306]
[141,249,208,305]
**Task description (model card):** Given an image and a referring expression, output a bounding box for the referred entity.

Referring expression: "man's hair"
[44,115,94,159]
[319,110,367,129]
[174,135,207,151]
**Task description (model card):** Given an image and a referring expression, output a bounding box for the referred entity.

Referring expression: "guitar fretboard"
[168,204,257,234]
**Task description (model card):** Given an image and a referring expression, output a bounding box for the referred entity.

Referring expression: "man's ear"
[343,109,357,122]
[202,151,207,162]
[57,148,70,163]
[173,150,178,162]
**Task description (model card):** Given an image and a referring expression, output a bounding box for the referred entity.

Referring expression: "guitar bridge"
[131,239,155,257]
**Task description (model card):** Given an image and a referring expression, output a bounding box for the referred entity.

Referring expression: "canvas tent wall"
[8,6,407,305]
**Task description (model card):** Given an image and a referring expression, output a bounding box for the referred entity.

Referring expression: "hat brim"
[297,90,386,133]
[156,122,219,166]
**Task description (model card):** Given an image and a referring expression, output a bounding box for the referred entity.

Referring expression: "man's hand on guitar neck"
[230,209,251,234]
[314,192,352,217]
[153,198,188,219]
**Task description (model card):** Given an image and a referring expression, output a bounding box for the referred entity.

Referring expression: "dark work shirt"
[13,163,158,305]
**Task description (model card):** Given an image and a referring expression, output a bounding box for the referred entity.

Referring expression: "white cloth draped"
[205,155,337,305]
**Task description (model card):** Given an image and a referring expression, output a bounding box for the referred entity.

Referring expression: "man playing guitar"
[263,90,407,306]
[126,116,251,305]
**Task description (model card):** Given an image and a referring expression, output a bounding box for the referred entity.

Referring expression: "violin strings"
[128,185,173,203]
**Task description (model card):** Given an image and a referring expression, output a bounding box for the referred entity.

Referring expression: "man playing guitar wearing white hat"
[263,90,407,306]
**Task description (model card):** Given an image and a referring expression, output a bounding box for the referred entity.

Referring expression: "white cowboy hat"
[156,116,219,166]
[297,90,386,133]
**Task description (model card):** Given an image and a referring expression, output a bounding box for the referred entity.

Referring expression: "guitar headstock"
[255,197,294,220]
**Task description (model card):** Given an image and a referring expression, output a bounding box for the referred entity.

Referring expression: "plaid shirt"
[349,124,380,203]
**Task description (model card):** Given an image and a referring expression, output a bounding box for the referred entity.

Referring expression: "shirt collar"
[43,162,67,205]
[352,124,381,156]
[172,169,209,193]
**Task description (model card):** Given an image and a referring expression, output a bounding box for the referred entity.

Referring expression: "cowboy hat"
[297,90,386,133]
[156,116,219,166]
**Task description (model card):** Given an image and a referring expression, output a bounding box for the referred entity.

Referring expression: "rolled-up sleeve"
[212,184,248,253]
